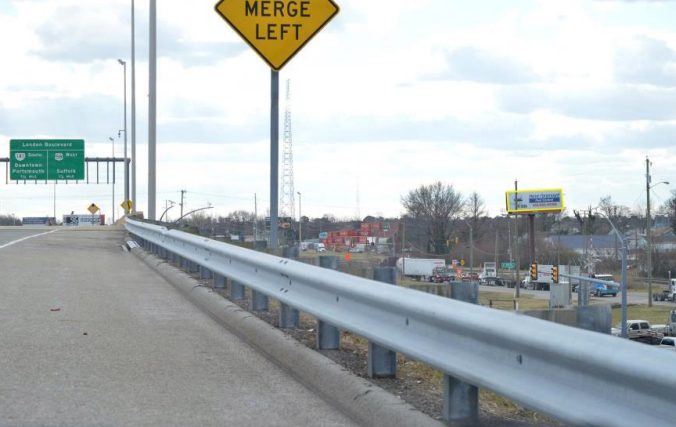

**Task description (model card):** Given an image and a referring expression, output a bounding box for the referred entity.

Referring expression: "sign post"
[214,0,340,248]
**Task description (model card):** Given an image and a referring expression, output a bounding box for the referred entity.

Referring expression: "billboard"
[22,217,56,225]
[63,215,105,226]
[506,188,564,214]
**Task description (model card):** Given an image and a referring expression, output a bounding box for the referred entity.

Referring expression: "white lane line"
[0,230,59,250]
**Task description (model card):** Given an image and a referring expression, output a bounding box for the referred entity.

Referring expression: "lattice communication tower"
[280,79,295,220]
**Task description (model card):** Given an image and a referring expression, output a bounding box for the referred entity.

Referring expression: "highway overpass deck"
[0,227,359,427]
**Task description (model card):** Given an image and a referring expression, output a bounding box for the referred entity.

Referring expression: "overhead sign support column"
[214,0,340,249]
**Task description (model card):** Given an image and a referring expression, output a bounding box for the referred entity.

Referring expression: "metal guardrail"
[126,219,676,427]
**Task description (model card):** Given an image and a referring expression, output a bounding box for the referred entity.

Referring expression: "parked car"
[659,336,676,350]
[431,267,451,283]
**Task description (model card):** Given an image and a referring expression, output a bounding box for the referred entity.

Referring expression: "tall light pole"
[131,0,137,213]
[464,219,474,283]
[645,156,669,307]
[596,210,628,338]
[109,137,115,224]
[297,191,301,246]
[148,0,157,220]
[118,59,129,214]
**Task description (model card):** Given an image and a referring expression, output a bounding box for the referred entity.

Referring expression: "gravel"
[196,275,562,427]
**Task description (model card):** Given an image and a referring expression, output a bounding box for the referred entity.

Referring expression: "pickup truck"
[612,319,663,344]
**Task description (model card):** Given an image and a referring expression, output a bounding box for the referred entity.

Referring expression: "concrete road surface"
[0,227,359,427]
[0,226,54,247]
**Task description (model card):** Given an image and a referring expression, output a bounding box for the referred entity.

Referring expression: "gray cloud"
[428,46,542,85]
[0,95,121,141]
[4,93,672,154]
[496,85,676,121]
[615,36,676,87]
[31,5,246,66]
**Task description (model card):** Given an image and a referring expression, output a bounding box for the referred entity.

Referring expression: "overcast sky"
[1,0,676,223]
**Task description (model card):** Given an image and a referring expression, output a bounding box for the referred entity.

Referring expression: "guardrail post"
[188,261,199,274]
[200,266,212,280]
[213,273,227,290]
[317,256,341,350]
[444,281,479,422]
[251,289,269,311]
[280,247,300,328]
[368,267,397,378]
[231,280,245,301]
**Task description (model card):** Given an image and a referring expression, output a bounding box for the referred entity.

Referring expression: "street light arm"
[594,210,627,249]
[173,206,214,224]
[159,205,174,222]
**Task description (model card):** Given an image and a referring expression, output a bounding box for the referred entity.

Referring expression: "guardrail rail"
[126,218,676,427]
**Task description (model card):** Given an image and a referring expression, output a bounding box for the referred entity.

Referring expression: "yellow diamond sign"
[214,0,340,71]
[88,203,100,215]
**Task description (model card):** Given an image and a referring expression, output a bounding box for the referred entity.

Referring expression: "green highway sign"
[501,261,516,270]
[10,139,85,181]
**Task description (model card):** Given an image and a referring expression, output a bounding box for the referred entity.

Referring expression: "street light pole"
[148,0,157,220]
[109,137,115,224]
[118,59,129,214]
[131,0,137,212]
[597,211,628,339]
[297,191,301,246]
[645,163,670,307]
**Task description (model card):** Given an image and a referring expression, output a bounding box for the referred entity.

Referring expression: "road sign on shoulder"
[501,261,516,269]
[88,204,100,214]
[120,200,133,211]
[214,0,340,71]
[460,259,465,267]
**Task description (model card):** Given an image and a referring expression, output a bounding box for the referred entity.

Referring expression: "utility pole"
[402,221,406,282]
[647,156,653,307]
[494,229,499,268]
[514,180,520,297]
[180,189,186,220]
[254,193,258,242]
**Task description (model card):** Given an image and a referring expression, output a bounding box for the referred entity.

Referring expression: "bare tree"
[401,181,464,254]
[664,190,676,235]
[464,191,487,238]
[599,195,630,226]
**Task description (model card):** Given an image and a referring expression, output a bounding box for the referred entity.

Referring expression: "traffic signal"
[530,263,538,281]
[455,237,459,244]
[552,266,559,283]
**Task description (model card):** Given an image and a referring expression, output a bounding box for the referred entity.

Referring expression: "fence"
[126,218,676,427]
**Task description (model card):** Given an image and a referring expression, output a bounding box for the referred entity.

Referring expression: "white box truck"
[396,258,446,281]
[479,262,498,285]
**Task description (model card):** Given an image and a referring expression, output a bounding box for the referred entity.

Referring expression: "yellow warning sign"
[88,203,100,214]
[214,0,340,71]
[120,200,133,211]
